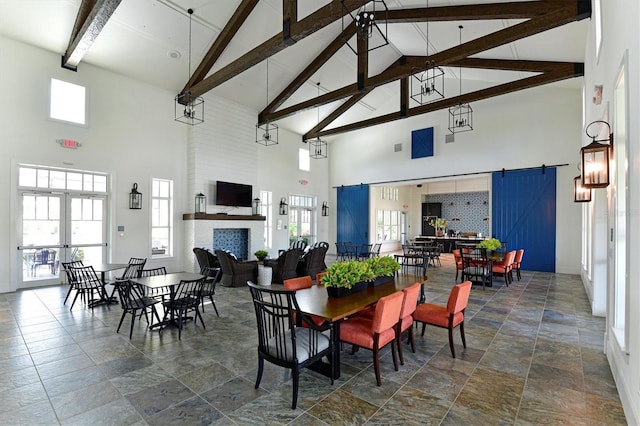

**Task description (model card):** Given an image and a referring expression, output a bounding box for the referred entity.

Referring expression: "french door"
[288,195,316,246]
[17,192,108,288]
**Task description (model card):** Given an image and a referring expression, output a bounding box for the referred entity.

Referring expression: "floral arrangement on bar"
[476,238,501,252]
[429,217,449,231]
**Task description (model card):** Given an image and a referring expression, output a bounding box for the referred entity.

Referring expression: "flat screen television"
[215,181,253,207]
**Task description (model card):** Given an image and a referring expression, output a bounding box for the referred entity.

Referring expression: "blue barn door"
[337,185,370,247]
[492,168,556,272]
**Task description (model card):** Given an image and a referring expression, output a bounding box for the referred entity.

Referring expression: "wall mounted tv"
[215,181,253,207]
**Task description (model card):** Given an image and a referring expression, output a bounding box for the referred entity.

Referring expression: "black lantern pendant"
[195,193,206,213]
[129,183,142,209]
[581,120,612,188]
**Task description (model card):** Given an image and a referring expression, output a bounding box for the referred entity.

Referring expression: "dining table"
[90,263,128,305]
[132,272,204,329]
[293,279,424,379]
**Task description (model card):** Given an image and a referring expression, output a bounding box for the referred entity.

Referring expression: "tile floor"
[0,254,627,425]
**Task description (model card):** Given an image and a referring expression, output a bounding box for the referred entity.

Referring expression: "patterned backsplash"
[425,191,490,236]
[213,228,249,260]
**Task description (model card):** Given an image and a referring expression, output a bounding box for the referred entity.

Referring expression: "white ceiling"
[0,0,588,136]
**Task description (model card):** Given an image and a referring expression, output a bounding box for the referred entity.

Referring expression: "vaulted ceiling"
[0,0,590,140]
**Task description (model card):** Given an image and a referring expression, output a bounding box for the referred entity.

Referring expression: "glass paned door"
[18,193,107,288]
[20,193,63,285]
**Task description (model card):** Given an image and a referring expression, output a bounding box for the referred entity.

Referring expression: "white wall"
[0,36,187,293]
[328,85,583,274]
[583,0,640,423]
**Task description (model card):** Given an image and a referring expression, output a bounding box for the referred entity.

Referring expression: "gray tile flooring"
[0,254,627,425]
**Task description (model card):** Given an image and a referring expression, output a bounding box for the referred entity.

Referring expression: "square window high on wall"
[50,78,86,125]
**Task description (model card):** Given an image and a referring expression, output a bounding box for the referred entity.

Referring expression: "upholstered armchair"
[264,248,303,284]
[215,250,257,287]
[193,247,220,273]
[296,242,328,278]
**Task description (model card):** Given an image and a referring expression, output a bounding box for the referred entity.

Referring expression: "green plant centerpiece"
[254,250,269,262]
[476,238,501,252]
[367,255,400,279]
[322,260,375,297]
[429,217,449,235]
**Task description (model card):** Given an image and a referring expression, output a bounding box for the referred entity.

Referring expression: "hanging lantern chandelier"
[256,58,278,146]
[309,82,327,159]
[174,8,204,126]
[410,0,444,105]
[448,25,473,134]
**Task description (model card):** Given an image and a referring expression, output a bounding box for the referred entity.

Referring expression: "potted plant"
[429,217,449,236]
[254,250,269,263]
[366,256,401,286]
[476,238,501,252]
[321,260,375,297]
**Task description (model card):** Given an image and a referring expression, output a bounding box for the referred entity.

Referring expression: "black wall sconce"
[322,201,329,217]
[581,120,612,188]
[573,175,592,202]
[129,183,142,209]
[195,193,206,213]
[279,197,288,215]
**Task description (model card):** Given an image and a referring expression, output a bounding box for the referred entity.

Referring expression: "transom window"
[18,165,107,192]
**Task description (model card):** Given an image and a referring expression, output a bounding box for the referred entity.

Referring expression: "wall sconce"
[195,193,206,213]
[129,183,142,209]
[322,201,329,217]
[279,197,288,215]
[252,198,262,215]
[581,120,612,188]
[573,175,592,202]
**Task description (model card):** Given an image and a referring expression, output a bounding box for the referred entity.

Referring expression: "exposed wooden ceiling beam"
[62,0,122,71]
[258,25,355,121]
[187,0,368,98]
[180,0,258,97]
[262,2,589,123]
[315,63,584,138]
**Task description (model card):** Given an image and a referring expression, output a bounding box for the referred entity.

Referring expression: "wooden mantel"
[182,213,266,221]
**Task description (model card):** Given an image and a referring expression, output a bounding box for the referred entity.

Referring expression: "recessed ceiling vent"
[394,143,403,152]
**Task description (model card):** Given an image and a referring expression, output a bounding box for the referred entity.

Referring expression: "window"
[299,148,310,171]
[376,209,400,242]
[288,195,315,245]
[594,0,602,61]
[151,178,173,258]
[18,165,107,192]
[380,186,399,201]
[50,78,86,125]
[260,190,272,249]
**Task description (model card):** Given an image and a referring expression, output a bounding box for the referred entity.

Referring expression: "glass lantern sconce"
[279,197,288,215]
[129,183,142,210]
[321,201,329,217]
[573,175,592,202]
[581,120,612,188]
[195,193,206,214]
[252,198,262,216]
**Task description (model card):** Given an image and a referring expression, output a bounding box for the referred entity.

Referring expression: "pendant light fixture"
[410,0,444,105]
[309,82,327,159]
[448,25,473,134]
[341,0,389,54]
[174,8,204,126]
[256,58,278,146]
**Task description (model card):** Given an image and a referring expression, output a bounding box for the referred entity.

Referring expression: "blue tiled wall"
[425,191,490,236]
[213,228,249,260]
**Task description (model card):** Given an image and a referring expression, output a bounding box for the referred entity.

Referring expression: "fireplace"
[213,228,249,260]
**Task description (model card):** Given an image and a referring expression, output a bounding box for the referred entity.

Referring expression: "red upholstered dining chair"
[452,249,463,281]
[492,250,516,286]
[340,291,404,386]
[413,281,472,358]
[283,276,325,326]
[512,249,525,281]
[397,282,422,365]
[316,271,327,286]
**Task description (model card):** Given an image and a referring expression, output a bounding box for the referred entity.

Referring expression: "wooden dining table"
[294,279,423,379]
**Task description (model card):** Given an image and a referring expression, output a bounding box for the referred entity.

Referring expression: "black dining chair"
[67,265,107,310]
[247,281,334,409]
[115,279,162,339]
[61,260,84,305]
[195,266,222,315]
[460,248,492,290]
[161,277,206,339]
